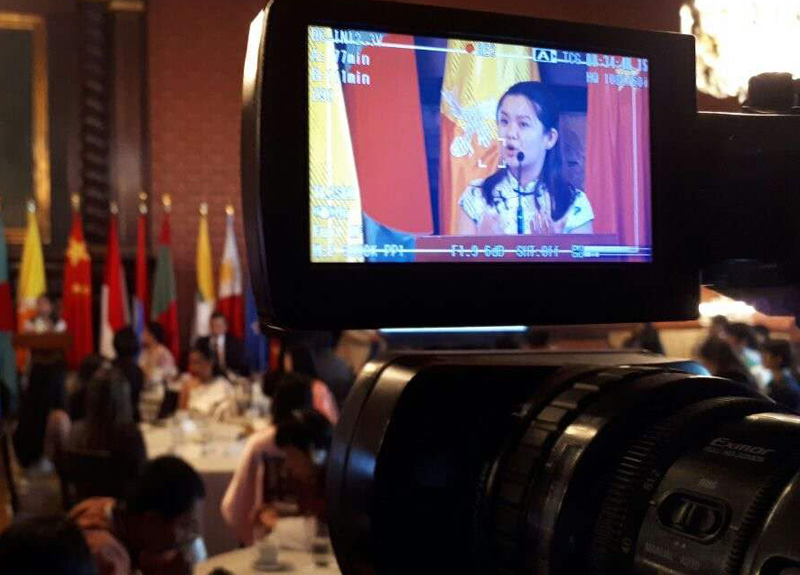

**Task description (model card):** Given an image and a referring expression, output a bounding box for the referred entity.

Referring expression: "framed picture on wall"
[0,12,51,244]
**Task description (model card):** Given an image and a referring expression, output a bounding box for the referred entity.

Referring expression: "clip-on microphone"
[516,151,525,234]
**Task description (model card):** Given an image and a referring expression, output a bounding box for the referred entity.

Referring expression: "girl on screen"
[456,81,594,235]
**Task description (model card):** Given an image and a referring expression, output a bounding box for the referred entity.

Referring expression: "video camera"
[241,0,800,573]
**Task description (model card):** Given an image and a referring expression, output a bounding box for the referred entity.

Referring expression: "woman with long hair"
[456,81,594,235]
[66,365,146,477]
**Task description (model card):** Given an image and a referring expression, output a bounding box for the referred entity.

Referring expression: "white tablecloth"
[141,421,249,556]
[195,547,341,575]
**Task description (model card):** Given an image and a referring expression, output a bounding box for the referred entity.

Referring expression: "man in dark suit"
[197,312,247,376]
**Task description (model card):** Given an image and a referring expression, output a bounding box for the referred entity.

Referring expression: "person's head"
[0,516,95,575]
[123,456,205,554]
[753,324,770,348]
[698,336,746,376]
[275,409,333,487]
[484,81,573,220]
[637,323,665,355]
[77,354,104,385]
[113,326,140,359]
[84,365,133,440]
[762,339,795,372]
[710,315,730,339]
[188,342,215,382]
[210,312,228,338]
[726,322,759,351]
[270,371,315,423]
[35,294,54,320]
[142,321,166,349]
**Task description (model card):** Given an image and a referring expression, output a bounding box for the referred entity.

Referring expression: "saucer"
[252,559,293,572]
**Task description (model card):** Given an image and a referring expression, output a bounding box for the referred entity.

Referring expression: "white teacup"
[257,536,279,565]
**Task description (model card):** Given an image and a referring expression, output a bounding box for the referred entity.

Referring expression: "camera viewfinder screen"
[308,26,652,263]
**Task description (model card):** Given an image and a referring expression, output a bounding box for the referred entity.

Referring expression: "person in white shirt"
[178,342,235,420]
[456,81,594,236]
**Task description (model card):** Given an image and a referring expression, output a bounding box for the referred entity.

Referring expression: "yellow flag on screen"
[308,27,364,262]
[439,41,540,234]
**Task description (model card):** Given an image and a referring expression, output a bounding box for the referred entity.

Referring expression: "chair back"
[261,453,298,514]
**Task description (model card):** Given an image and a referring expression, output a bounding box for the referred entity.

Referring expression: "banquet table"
[141,419,255,555]
[195,546,341,575]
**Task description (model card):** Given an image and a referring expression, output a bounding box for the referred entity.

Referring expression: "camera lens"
[327,353,800,574]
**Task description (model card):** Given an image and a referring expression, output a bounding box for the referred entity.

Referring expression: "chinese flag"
[62,209,93,368]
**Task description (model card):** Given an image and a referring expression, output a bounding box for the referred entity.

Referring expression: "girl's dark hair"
[726,322,759,349]
[113,326,140,359]
[763,339,797,372]
[83,366,134,450]
[145,321,166,345]
[482,81,575,221]
[270,371,315,424]
[275,408,332,454]
[190,340,225,378]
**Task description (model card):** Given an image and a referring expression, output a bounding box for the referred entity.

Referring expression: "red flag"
[100,208,130,358]
[341,34,432,234]
[585,57,651,249]
[151,209,180,360]
[62,206,93,368]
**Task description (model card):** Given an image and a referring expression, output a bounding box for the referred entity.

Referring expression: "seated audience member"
[23,294,66,333]
[113,327,144,422]
[70,455,206,575]
[623,323,665,355]
[178,342,234,419]
[709,315,729,340]
[697,336,759,391]
[67,354,104,422]
[196,312,247,376]
[335,329,386,375]
[762,339,800,411]
[753,324,770,350]
[221,370,338,545]
[0,515,95,575]
[13,358,70,470]
[290,331,355,408]
[65,365,146,496]
[138,322,177,384]
[138,322,177,422]
[726,322,770,389]
[258,409,333,537]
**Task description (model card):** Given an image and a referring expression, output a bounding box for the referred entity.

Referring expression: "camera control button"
[658,493,727,541]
